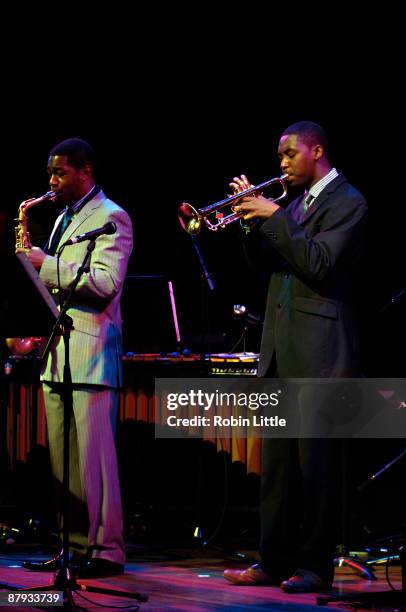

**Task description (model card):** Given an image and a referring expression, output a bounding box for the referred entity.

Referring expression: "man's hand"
[16,246,47,270]
[229,174,280,221]
[233,196,280,221]
[229,174,253,195]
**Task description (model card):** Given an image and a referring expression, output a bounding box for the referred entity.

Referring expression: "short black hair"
[49,138,96,170]
[281,121,328,152]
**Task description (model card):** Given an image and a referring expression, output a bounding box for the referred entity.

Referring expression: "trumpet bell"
[178,202,202,235]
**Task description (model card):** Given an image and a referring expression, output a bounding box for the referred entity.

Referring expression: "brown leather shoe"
[223,563,280,586]
[280,569,328,593]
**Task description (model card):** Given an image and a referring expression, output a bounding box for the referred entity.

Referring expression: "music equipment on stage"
[178,175,288,234]
[122,352,259,376]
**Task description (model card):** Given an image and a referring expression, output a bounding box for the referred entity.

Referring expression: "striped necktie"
[303,193,315,213]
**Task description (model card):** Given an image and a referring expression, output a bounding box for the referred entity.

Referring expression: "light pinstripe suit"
[38,189,133,563]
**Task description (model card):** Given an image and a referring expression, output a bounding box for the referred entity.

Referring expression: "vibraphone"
[2,353,262,474]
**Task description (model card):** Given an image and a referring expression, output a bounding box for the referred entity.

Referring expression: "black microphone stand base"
[1,565,148,610]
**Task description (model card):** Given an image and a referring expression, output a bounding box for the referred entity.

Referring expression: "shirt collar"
[306,167,339,200]
[69,185,99,214]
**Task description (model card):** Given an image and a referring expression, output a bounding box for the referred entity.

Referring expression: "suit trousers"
[43,382,126,565]
[259,436,341,582]
[258,361,341,582]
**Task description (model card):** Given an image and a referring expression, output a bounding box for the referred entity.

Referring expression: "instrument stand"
[334,546,377,581]
[190,450,258,566]
[229,324,251,354]
[318,446,406,607]
[229,305,262,355]
[317,543,406,608]
[1,240,147,609]
[333,441,377,582]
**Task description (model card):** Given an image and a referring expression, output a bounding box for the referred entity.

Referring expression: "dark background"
[1,79,404,369]
[0,91,406,376]
[1,34,406,552]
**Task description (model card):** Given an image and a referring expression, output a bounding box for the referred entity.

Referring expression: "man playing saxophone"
[16,138,133,579]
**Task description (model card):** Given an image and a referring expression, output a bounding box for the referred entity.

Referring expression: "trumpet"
[178,174,288,234]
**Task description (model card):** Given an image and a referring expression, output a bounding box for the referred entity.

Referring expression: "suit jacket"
[257,174,368,378]
[39,189,133,387]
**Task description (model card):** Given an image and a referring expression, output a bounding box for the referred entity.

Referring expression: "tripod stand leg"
[335,555,377,580]
[80,583,148,601]
[317,547,406,607]
[1,567,149,607]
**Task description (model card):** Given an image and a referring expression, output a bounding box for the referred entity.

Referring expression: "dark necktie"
[46,207,74,255]
[303,193,315,214]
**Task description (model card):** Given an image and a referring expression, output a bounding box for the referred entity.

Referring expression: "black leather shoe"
[280,569,329,593]
[23,551,82,572]
[77,558,124,579]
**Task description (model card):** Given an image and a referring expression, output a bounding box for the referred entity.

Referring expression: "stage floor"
[0,549,403,611]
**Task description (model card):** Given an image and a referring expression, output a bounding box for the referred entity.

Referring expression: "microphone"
[63,222,117,246]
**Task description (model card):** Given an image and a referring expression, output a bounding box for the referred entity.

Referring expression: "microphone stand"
[190,235,216,357]
[190,235,215,292]
[1,239,147,608]
[187,237,256,565]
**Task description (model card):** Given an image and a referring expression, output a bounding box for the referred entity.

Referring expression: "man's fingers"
[240,174,253,189]
[229,182,240,194]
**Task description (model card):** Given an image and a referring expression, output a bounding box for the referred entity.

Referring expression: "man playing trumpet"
[224,121,368,593]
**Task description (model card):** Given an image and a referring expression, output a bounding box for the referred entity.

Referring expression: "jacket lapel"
[60,191,105,244]
[300,174,347,224]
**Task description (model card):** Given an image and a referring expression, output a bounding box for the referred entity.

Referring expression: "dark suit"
[256,174,367,582]
[258,174,367,378]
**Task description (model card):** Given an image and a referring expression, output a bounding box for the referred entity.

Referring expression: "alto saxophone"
[7,191,56,356]
[15,191,56,249]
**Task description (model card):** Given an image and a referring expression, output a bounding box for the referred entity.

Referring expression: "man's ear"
[81,164,93,180]
[313,144,324,161]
